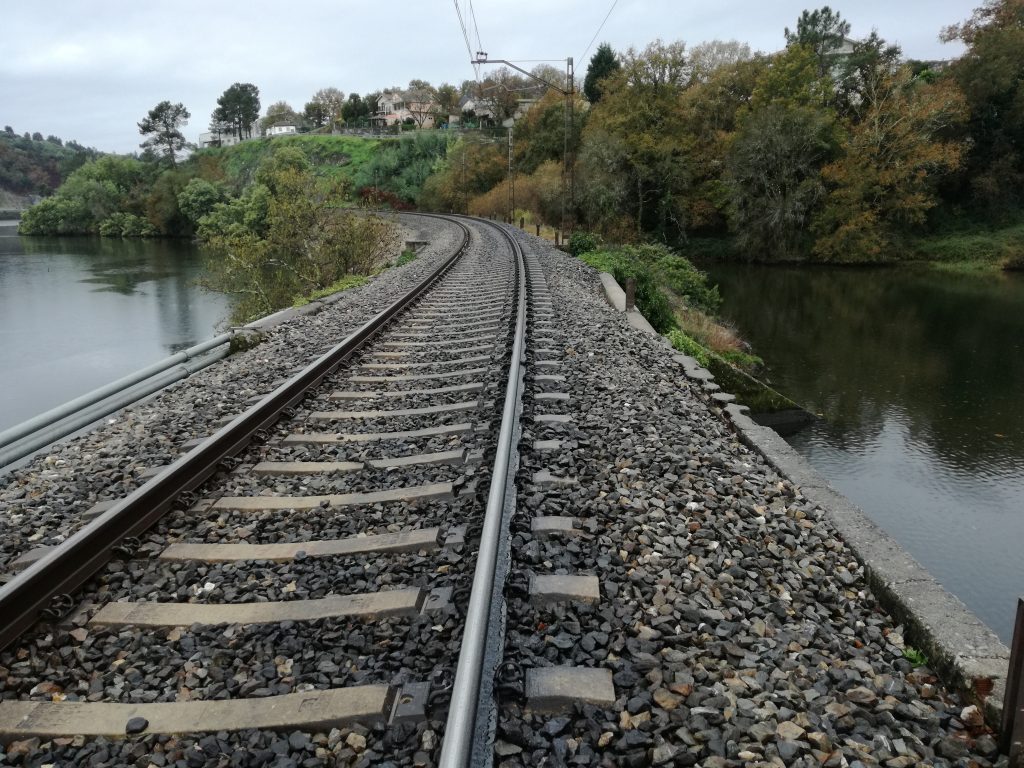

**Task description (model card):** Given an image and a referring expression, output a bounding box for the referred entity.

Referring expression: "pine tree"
[138,101,190,166]
[583,43,621,104]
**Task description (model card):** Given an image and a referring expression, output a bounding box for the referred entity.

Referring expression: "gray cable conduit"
[0,335,233,469]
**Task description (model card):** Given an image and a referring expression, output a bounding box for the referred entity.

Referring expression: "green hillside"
[195,135,381,191]
[0,128,100,208]
[19,132,451,236]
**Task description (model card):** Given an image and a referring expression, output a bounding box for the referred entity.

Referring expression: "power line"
[579,0,620,65]
[469,0,483,59]
[453,1,480,79]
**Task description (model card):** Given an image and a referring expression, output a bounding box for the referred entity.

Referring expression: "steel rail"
[438,220,527,768]
[0,218,471,654]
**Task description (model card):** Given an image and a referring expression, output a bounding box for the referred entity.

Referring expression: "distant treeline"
[422,1,1024,265]
[0,127,100,200]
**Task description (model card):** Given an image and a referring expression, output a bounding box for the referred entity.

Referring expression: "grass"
[908,219,1024,270]
[196,135,381,189]
[903,647,928,667]
[668,330,798,414]
[577,250,620,275]
[395,249,417,267]
[292,274,369,307]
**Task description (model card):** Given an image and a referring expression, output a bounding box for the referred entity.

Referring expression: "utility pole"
[461,146,467,215]
[472,53,574,233]
[508,126,515,223]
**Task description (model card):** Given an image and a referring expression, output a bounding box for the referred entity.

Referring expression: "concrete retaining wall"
[597,271,1011,727]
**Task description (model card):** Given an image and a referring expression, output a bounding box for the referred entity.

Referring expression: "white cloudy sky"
[0,0,978,153]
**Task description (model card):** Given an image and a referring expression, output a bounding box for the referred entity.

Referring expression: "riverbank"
[683,218,1024,273]
[582,244,1011,729]
[705,260,1024,647]
[909,220,1024,271]
[574,242,808,425]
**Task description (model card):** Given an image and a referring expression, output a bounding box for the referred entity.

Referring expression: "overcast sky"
[0,0,978,154]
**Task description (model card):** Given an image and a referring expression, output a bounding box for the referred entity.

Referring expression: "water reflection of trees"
[19,236,201,295]
[707,264,1024,473]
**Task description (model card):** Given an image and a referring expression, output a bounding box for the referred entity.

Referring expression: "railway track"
[0,215,548,766]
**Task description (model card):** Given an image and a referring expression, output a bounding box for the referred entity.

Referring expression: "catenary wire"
[580,0,620,64]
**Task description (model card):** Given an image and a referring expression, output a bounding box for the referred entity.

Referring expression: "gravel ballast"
[0,217,1005,767]
[494,229,1001,768]
[0,215,518,767]
[0,215,464,570]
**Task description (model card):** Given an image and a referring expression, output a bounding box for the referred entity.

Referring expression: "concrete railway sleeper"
[0,216,540,766]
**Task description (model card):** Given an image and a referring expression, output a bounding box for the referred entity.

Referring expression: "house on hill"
[197,130,246,149]
[265,124,298,137]
[373,90,439,129]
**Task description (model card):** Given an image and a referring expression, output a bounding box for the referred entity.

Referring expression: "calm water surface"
[704,262,1024,642]
[0,221,230,432]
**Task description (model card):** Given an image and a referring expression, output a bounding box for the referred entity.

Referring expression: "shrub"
[602,243,721,312]
[201,163,399,323]
[569,231,600,256]
[610,260,677,333]
[177,178,225,225]
[98,212,157,237]
[19,196,90,234]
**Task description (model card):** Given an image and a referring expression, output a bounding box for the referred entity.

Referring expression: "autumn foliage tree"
[814,70,967,261]
[578,40,695,240]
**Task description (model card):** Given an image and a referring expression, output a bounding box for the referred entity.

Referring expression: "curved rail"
[438,219,528,768]
[0,218,472,653]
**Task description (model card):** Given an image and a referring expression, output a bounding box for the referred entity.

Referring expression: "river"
[0,221,231,433]
[704,262,1024,643]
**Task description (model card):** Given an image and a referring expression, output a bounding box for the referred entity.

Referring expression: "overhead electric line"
[469,0,484,59]
[579,0,620,64]
[453,1,481,79]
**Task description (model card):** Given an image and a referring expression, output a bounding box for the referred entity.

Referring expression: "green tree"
[512,90,585,175]
[941,0,1024,216]
[342,93,371,125]
[435,83,460,121]
[19,155,150,235]
[583,43,621,103]
[304,87,345,129]
[260,101,301,132]
[212,83,261,141]
[177,178,225,226]
[138,101,190,166]
[577,40,693,239]
[677,56,767,232]
[752,44,832,108]
[727,104,839,260]
[833,32,903,120]
[785,6,852,77]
